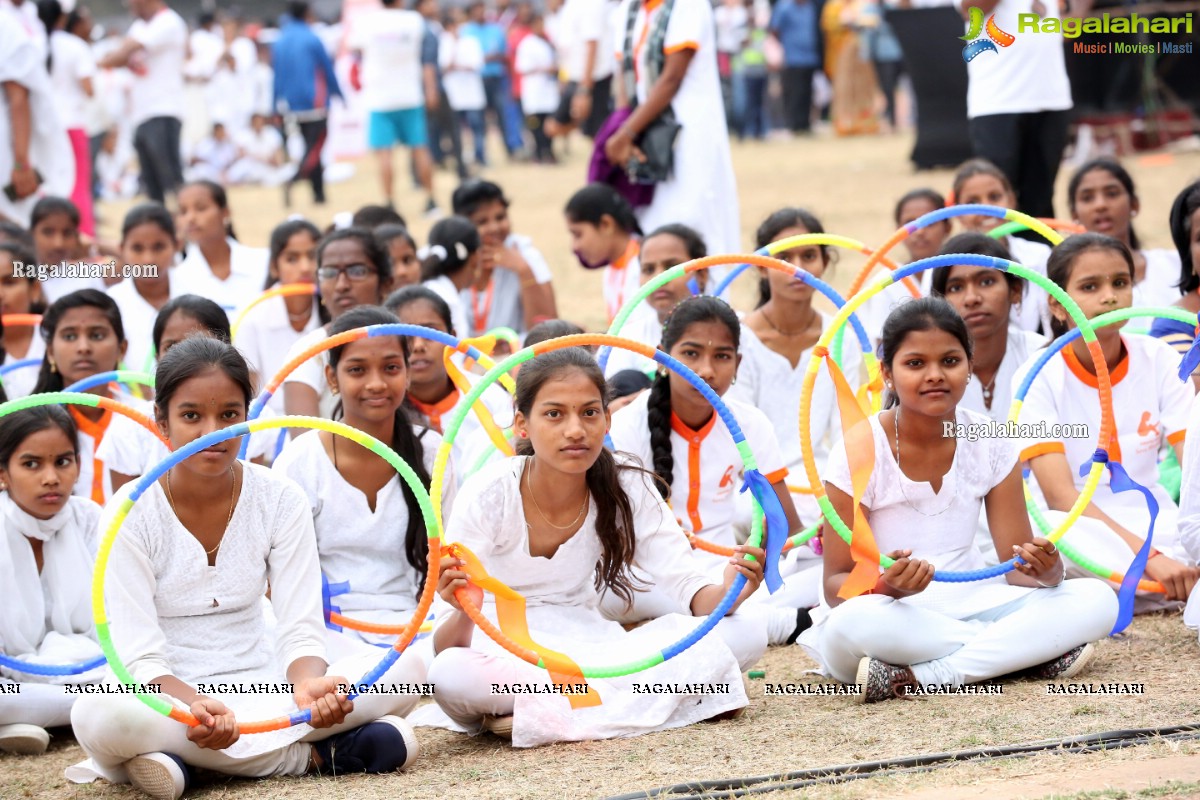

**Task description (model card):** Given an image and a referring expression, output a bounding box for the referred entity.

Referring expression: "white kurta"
[232,292,321,416]
[105,277,179,375]
[2,334,45,400]
[172,239,270,319]
[428,456,746,746]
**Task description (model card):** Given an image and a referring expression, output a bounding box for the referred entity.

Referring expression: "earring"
[331,386,339,395]
[518,431,528,438]
[49,359,56,374]
[885,381,892,389]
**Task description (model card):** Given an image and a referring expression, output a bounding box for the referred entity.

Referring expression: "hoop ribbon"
[828,351,880,599]
[738,469,786,593]
[322,574,351,633]
[1077,456,1159,634]
[442,339,514,457]
[447,543,600,709]
[1178,326,1200,382]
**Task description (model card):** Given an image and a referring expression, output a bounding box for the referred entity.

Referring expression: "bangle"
[1035,567,1065,588]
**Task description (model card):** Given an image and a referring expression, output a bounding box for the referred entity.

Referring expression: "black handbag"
[621,0,681,185]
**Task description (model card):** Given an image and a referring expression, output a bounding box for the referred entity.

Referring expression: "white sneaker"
[125,752,190,800]
[0,723,49,754]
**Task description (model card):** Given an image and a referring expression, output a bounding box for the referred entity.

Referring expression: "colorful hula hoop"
[430,332,787,678]
[799,253,1115,582]
[710,235,921,302]
[988,219,1086,241]
[1012,306,1198,594]
[93,416,441,733]
[1,313,42,328]
[240,323,517,458]
[64,371,155,394]
[230,283,318,341]
[846,205,1065,302]
[0,392,167,675]
[0,357,43,378]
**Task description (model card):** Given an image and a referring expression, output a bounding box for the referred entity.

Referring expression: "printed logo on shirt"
[960,5,1016,62]
[1137,411,1160,439]
[714,465,739,502]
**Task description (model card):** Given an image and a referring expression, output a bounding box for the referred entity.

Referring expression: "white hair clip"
[418,244,448,262]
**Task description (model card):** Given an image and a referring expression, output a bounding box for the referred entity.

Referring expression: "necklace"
[760,306,815,337]
[165,465,238,556]
[524,461,589,531]
[893,408,958,517]
[978,372,998,410]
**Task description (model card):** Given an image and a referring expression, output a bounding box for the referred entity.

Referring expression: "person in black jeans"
[770,0,821,134]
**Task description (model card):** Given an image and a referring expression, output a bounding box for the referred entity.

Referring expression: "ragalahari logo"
[961,5,1016,62]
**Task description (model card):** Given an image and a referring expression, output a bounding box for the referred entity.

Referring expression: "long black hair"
[1169,180,1200,295]
[33,289,126,394]
[327,306,433,597]
[121,202,176,244]
[563,183,642,235]
[879,297,973,409]
[515,347,644,608]
[267,218,328,325]
[0,406,77,469]
[154,336,254,422]
[1067,158,1141,251]
[152,295,231,358]
[754,207,830,308]
[645,296,740,500]
[1044,233,1134,340]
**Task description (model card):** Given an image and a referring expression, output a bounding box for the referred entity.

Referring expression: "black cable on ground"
[602,721,1200,800]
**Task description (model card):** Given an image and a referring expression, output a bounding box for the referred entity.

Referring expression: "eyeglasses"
[317,264,374,282]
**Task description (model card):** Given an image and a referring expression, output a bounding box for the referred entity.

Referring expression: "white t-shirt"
[1013,333,1193,531]
[423,275,470,341]
[959,326,1046,422]
[1,333,44,400]
[609,392,787,548]
[349,8,426,112]
[106,277,178,374]
[559,0,614,82]
[406,373,515,485]
[1005,236,1051,334]
[281,324,336,420]
[439,32,485,111]
[127,7,188,125]
[459,235,553,338]
[602,302,662,378]
[68,390,138,506]
[233,292,321,416]
[515,35,560,115]
[1178,393,1200,572]
[237,126,285,164]
[50,30,97,130]
[602,242,643,324]
[960,0,1071,118]
[172,239,270,319]
[1133,249,1183,311]
[713,4,749,53]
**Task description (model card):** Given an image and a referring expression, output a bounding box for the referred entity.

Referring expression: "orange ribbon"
[447,543,601,709]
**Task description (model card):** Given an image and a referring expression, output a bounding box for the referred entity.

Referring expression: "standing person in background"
[463,2,522,160]
[417,0,470,182]
[553,0,615,140]
[273,0,342,207]
[441,7,488,170]
[97,0,187,206]
[736,4,770,140]
[514,13,558,164]
[714,0,748,133]
[961,0,1072,220]
[769,0,820,135]
[350,0,440,217]
[43,0,97,237]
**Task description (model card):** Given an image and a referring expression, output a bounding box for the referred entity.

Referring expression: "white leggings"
[70,648,424,780]
[428,648,550,728]
[0,681,81,728]
[817,579,1118,686]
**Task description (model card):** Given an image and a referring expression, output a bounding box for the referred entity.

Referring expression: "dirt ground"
[15,129,1198,799]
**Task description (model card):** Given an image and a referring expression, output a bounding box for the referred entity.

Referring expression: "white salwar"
[422,456,756,747]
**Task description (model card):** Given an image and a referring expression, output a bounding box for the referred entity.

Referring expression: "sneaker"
[311,716,419,775]
[0,723,49,755]
[481,714,513,739]
[854,657,919,704]
[1030,643,1096,681]
[125,752,190,800]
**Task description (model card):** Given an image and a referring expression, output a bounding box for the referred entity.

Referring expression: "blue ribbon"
[687,276,701,296]
[739,468,785,593]
[1077,457,1158,635]
[322,574,351,632]
[1177,333,1200,382]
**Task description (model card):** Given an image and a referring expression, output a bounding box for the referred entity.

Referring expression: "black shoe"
[311,716,419,775]
[785,608,813,645]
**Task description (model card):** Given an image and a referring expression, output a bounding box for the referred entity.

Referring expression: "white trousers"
[816,579,1118,686]
[70,648,424,780]
[0,680,80,727]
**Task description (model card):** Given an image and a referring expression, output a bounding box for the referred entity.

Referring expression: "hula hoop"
[64,371,155,394]
[710,235,921,302]
[1,314,42,328]
[93,416,441,733]
[799,253,1115,583]
[431,332,785,678]
[846,205,1065,302]
[0,392,167,676]
[1012,306,1198,594]
[989,219,1086,241]
[0,357,42,378]
[229,283,318,341]
[240,323,517,459]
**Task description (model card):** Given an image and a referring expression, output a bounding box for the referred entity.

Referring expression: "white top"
[713,4,749,53]
[273,427,454,623]
[407,368,515,482]
[960,0,1072,118]
[2,334,45,400]
[94,396,278,477]
[1178,393,1200,627]
[516,35,560,115]
[70,394,139,507]
[823,407,1035,617]
[423,275,471,340]
[236,126,285,164]
[959,326,1046,421]
[281,325,336,420]
[602,302,662,378]
[609,392,787,548]
[106,277,177,374]
[459,234,553,338]
[602,247,643,324]
[727,315,863,523]
[349,8,426,112]
[560,0,615,82]
[184,27,223,79]
[853,270,932,348]
[102,465,327,756]
[0,494,102,684]
[126,7,188,125]
[1005,236,1052,334]
[614,0,741,255]
[440,32,486,111]
[1013,333,1193,530]
[172,239,270,319]
[233,293,321,416]
[49,30,97,130]
[1133,249,1183,311]
[431,455,744,746]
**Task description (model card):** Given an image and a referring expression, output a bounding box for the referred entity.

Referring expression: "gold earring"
[331,386,339,395]
[49,359,56,374]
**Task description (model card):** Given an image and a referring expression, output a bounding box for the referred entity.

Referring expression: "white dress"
[427,456,746,747]
[106,277,179,375]
[172,239,270,319]
[232,293,321,416]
